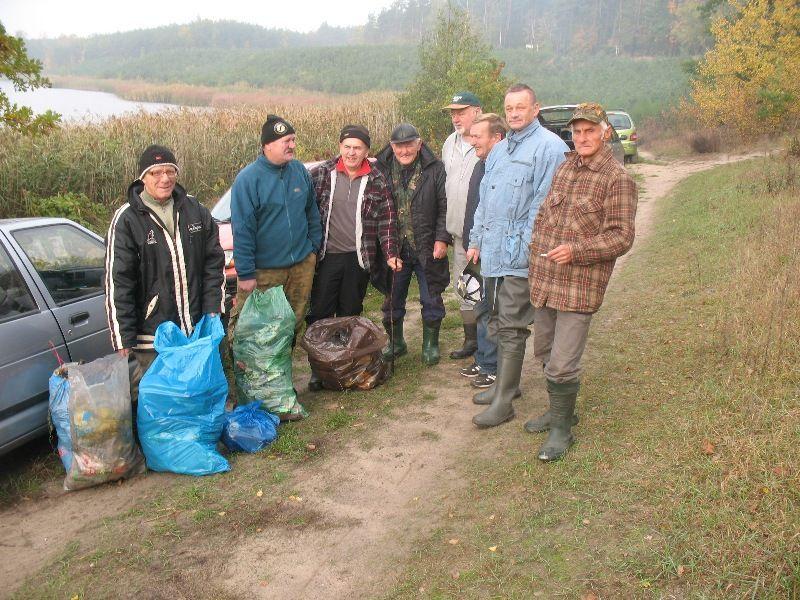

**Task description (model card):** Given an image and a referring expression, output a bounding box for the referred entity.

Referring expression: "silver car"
[0,218,113,455]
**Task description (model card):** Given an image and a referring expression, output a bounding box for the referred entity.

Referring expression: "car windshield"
[211,189,231,222]
[608,113,632,130]
[539,108,575,124]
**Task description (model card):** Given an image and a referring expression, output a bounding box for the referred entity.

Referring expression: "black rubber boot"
[472,355,523,428]
[382,320,407,360]
[308,369,323,392]
[449,312,478,359]
[524,410,579,433]
[537,379,579,461]
[421,320,441,366]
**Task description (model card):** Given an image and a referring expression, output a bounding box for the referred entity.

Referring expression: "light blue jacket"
[469,119,568,278]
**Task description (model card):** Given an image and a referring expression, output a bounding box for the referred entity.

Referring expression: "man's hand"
[466,248,480,264]
[387,257,403,272]
[433,241,448,260]
[237,278,257,292]
[546,244,573,265]
[117,348,130,358]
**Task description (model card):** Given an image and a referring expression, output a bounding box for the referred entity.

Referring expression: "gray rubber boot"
[537,379,579,461]
[524,409,579,433]
[472,355,523,428]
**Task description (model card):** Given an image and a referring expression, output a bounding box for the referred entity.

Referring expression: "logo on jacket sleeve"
[188,222,203,234]
[146,230,157,245]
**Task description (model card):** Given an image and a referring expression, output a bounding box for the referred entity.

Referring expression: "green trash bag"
[232,286,306,418]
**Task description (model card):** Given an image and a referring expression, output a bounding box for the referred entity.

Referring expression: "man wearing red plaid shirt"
[527,103,638,461]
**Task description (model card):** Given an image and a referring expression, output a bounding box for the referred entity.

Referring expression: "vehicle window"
[0,243,37,320]
[539,109,575,124]
[13,224,105,305]
[210,188,231,222]
[608,114,632,130]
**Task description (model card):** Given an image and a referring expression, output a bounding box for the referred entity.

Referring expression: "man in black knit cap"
[105,144,225,401]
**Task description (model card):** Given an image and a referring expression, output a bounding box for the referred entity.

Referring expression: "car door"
[0,234,66,454]
[9,221,112,364]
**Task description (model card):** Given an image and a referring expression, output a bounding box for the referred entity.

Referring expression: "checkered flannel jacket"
[529,146,637,313]
[309,157,399,272]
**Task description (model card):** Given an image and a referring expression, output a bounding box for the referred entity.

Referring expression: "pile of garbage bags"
[301,316,389,391]
[233,286,306,418]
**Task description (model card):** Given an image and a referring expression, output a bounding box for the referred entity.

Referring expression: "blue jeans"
[474,277,498,374]
[382,242,446,323]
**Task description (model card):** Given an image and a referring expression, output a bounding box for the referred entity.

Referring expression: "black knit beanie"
[138,145,178,180]
[339,124,371,148]
[260,115,296,145]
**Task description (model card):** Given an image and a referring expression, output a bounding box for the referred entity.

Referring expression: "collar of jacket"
[257,153,294,172]
[127,180,188,213]
[568,145,614,172]
[506,118,541,153]
[335,156,372,178]
[375,141,438,172]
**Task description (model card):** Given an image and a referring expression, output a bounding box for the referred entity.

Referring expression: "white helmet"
[456,263,482,306]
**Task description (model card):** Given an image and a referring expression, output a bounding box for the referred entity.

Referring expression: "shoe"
[460,363,481,378]
[422,320,441,366]
[449,314,478,359]
[537,380,579,461]
[472,355,523,428]
[471,372,496,388]
[382,320,407,360]
[524,410,579,433]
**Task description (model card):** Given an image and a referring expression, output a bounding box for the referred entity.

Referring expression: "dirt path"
[0,152,760,599]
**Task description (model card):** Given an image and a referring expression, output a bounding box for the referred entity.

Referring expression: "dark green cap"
[567,102,609,126]
[442,91,481,109]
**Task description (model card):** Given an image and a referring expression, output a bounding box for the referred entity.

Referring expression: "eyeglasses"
[148,167,178,179]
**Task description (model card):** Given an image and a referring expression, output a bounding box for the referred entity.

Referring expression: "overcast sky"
[0,0,397,38]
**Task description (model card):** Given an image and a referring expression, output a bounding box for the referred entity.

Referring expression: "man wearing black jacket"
[375,123,450,366]
[104,145,225,399]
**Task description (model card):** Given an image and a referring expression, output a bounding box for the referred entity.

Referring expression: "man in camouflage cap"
[525,102,638,461]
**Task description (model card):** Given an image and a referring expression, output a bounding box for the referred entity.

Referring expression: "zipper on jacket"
[280,165,297,264]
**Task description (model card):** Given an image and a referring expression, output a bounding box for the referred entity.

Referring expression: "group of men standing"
[104,82,637,461]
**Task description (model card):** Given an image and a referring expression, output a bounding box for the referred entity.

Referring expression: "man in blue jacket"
[228,115,322,341]
[467,84,569,428]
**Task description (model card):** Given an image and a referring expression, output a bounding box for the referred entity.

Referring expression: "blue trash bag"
[49,365,73,471]
[221,401,280,453]
[137,315,230,476]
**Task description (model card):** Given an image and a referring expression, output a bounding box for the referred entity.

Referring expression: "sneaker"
[460,363,481,378]
[471,372,496,388]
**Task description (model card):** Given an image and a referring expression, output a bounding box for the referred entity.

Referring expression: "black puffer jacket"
[374,142,451,296]
[104,181,225,351]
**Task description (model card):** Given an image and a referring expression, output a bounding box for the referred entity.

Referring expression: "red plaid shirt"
[529,146,637,313]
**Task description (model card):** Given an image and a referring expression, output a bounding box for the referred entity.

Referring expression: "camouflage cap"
[567,102,609,126]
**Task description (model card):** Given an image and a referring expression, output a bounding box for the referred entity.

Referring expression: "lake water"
[0,80,178,122]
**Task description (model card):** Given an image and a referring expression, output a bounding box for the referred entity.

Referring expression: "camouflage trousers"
[227,252,317,346]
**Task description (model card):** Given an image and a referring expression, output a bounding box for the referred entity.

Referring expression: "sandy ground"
[0,151,761,599]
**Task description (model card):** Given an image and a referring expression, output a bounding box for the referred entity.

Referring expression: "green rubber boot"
[472,355,523,428]
[472,352,520,405]
[382,320,407,360]
[524,409,579,433]
[537,379,579,461]
[421,320,441,366]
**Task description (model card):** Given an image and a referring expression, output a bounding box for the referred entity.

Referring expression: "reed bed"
[0,93,400,219]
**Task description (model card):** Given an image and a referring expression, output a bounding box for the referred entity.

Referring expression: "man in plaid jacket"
[526,102,637,461]
[306,124,402,391]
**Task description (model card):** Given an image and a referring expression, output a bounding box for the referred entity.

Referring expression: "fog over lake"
[0,80,177,122]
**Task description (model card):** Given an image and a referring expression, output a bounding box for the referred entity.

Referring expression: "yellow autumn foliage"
[690,0,800,136]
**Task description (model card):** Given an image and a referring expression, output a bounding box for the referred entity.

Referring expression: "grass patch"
[383,155,800,598]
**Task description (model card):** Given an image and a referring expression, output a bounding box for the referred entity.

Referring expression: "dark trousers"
[306,252,370,325]
[381,242,446,324]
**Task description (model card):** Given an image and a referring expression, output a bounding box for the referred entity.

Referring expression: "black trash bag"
[301,316,390,391]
